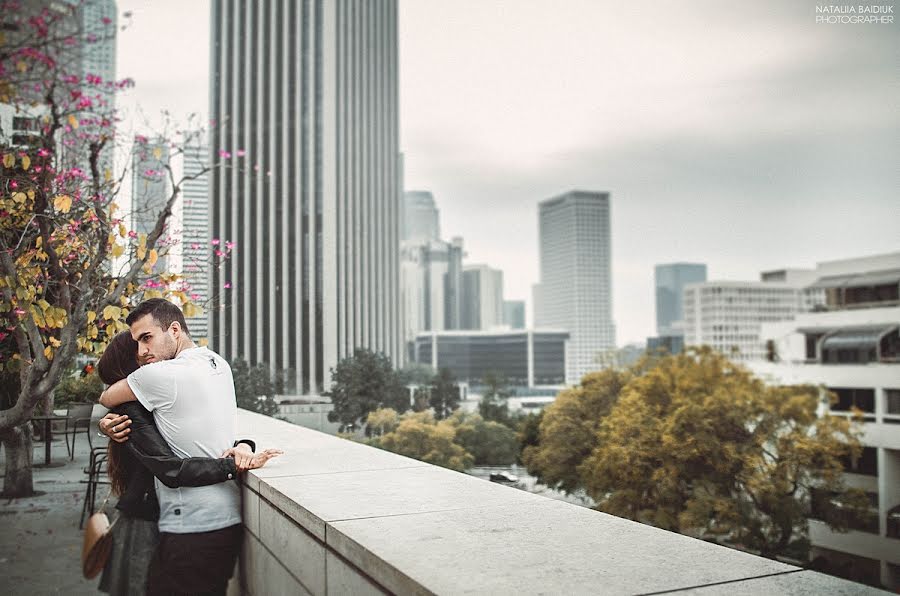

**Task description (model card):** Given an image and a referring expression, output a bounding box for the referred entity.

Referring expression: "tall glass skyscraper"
[534,191,615,385]
[655,263,707,337]
[209,0,401,394]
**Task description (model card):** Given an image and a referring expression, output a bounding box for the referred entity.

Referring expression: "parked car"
[489,472,518,484]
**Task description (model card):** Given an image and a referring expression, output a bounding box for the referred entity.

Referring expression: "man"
[99,298,251,595]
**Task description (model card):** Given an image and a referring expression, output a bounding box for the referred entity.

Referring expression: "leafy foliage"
[326,348,409,432]
[53,369,103,405]
[370,410,473,471]
[477,370,512,427]
[428,367,459,420]
[524,347,867,559]
[449,410,518,466]
[231,359,280,417]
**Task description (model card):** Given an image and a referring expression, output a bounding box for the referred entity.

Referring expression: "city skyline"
[116,0,898,344]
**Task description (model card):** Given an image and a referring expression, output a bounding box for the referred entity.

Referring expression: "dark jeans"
[146,524,242,596]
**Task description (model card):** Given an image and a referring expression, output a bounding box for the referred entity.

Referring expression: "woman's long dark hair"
[97,331,140,496]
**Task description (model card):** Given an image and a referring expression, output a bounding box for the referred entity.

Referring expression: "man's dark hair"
[125,298,190,337]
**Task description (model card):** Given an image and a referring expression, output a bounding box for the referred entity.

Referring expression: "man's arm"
[99,378,137,408]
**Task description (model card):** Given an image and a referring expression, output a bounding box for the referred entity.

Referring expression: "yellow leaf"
[53,194,72,213]
[137,246,146,260]
[87,310,96,323]
[49,337,61,348]
[44,345,53,360]
[152,147,162,160]
[110,243,124,258]
[12,192,26,204]
[20,155,30,171]
[102,305,122,321]
[145,290,163,299]
[2,153,13,168]
[104,169,112,182]
[147,249,158,267]
[198,338,209,347]
[87,324,99,339]
[35,236,42,248]
[67,114,79,129]
[118,222,126,238]
[37,299,50,311]
[16,60,27,73]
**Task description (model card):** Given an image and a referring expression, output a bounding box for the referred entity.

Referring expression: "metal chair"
[80,446,109,529]
[64,403,94,460]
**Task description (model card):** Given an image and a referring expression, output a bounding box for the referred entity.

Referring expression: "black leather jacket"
[111,401,254,521]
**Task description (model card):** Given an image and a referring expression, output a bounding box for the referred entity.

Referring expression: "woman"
[95,331,280,595]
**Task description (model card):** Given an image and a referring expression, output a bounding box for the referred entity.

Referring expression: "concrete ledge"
[235,410,889,595]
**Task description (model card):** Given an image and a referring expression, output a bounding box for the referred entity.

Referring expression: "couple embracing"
[95,298,281,595]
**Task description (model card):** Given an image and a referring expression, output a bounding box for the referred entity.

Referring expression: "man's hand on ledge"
[98,413,131,443]
[221,446,283,472]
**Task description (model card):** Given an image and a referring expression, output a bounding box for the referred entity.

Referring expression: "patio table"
[29,415,68,467]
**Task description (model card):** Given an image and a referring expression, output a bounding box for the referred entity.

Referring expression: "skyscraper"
[131,137,171,273]
[461,265,504,330]
[534,191,615,384]
[503,300,526,329]
[402,190,440,244]
[180,137,210,340]
[655,263,707,336]
[209,0,401,394]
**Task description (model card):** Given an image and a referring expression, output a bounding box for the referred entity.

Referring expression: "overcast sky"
[117,0,898,345]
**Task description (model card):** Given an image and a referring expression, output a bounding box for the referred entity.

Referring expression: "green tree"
[54,369,104,405]
[449,411,518,466]
[515,411,543,464]
[428,367,459,420]
[521,367,629,493]
[327,348,408,432]
[231,359,280,417]
[477,370,512,426]
[580,347,867,559]
[371,411,473,471]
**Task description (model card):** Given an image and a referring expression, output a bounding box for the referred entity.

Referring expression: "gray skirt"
[98,515,159,596]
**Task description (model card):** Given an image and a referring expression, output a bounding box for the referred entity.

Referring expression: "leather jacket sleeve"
[112,402,238,489]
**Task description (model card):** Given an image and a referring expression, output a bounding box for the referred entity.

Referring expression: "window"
[886,389,900,415]
[829,387,875,413]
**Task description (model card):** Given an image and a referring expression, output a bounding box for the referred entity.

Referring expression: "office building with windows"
[413,329,569,388]
[748,252,900,590]
[461,265,504,330]
[209,0,401,393]
[534,191,615,384]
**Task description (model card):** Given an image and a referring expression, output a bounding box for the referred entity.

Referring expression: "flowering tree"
[0,2,232,495]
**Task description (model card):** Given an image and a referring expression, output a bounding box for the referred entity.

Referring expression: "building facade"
[683,280,818,362]
[413,329,569,388]
[655,263,707,336]
[400,237,464,343]
[179,138,210,340]
[503,300,526,329]
[748,252,900,590]
[402,190,440,244]
[209,0,401,394]
[131,137,171,273]
[534,191,615,384]
[461,264,504,330]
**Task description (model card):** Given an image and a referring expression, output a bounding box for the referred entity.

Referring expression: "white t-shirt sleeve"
[126,362,177,412]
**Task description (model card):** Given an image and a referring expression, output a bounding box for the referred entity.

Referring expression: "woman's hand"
[98,413,131,443]
[249,449,283,470]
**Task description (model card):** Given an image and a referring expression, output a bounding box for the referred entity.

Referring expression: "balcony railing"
[233,409,879,594]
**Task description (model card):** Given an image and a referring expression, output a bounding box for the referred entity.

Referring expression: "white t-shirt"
[127,346,241,533]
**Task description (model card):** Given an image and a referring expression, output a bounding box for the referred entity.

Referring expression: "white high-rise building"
[534,191,615,385]
[748,252,900,590]
[461,265,504,331]
[180,138,210,341]
[131,137,172,273]
[403,191,440,244]
[210,0,401,394]
[401,237,464,343]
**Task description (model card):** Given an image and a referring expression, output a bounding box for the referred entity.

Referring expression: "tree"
[477,370,512,426]
[326,348,408,432]
[371,411,473,471]
[365,407,400,437]
[0,5,232,495]
[398,362,433,412]
[428,367,459,420]
[515,410,543,465]
[449,411,518,466]
[521,367,629,493]
[231,359,280,417]
[579,348,867,559]
[53,368,103,405]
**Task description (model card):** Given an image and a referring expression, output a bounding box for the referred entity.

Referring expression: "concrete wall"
[233,410,889,595]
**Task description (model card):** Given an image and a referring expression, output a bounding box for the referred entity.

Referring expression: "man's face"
[130,314,178,364]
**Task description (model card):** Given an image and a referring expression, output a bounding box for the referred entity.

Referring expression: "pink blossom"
[190,243,200,250]
[223,282,232,289]
[190,293,200,300]
[224,241,235,250]
[218,150,231,159]
[210,239,220,246]
[128,230,138,239]
[236,149,246,157]
[215,249,224,257]
[101,16,112,25]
